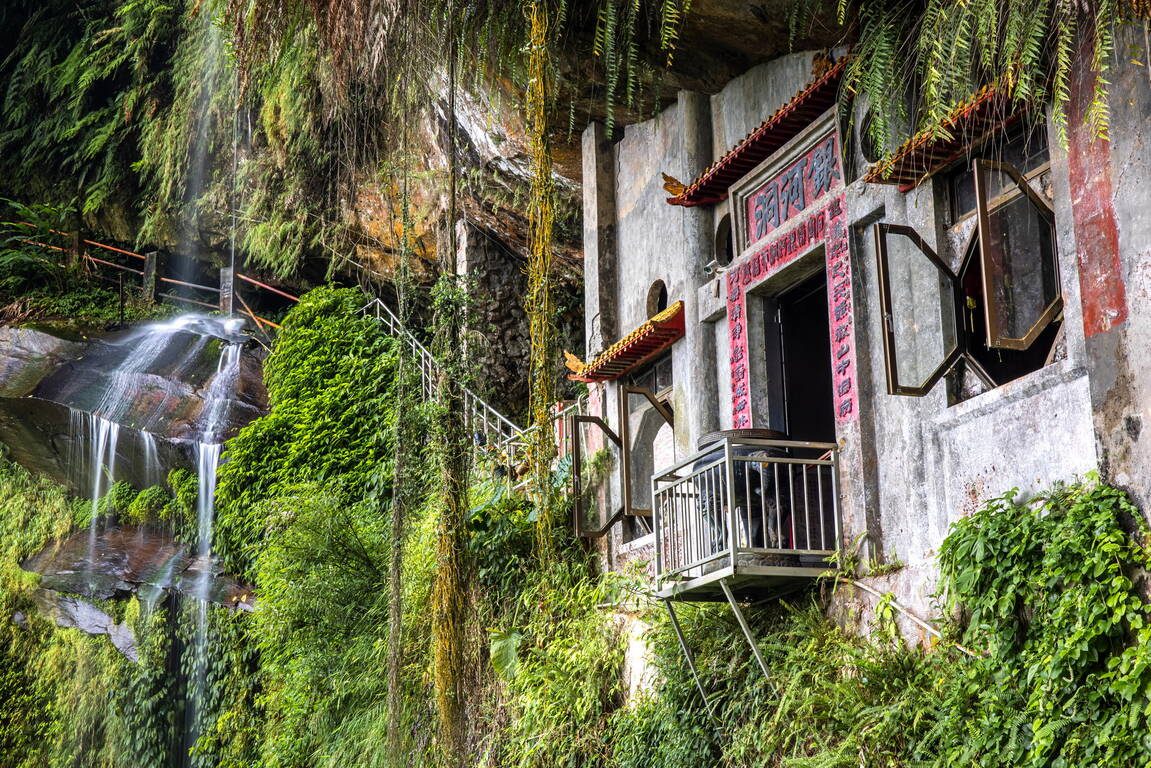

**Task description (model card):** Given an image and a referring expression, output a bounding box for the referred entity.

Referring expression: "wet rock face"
[0,317,266,493]
[0,398,191,492]
[20,524,253,662]
[32,591,139,661]
[33,318,266,440]
[0,327,87,398]
[22,524,251,607]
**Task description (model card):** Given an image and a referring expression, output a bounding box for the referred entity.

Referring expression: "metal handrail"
[360,296,592,471]
[360,297,523,454]
[653,436,841,590]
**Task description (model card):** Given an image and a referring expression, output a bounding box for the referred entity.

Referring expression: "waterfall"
[77,411,121,591]
[175,4,225,299]
[188,331,243,750]
[139,430,162,489]
[89,315,197,422]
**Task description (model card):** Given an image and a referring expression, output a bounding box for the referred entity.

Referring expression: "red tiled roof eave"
[863,85,1030,189]
[568,301,686,383]
[667,56,850,209]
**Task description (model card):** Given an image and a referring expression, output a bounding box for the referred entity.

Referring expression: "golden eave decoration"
[565,301,686,383]
[863,84,1029,189]
[666,57,849,208]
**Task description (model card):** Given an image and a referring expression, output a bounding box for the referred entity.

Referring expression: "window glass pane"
[981,168,1059,345]
[883,231,957,389]
[949,124,1050,219]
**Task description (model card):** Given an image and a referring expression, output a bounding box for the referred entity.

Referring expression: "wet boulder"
[0,326,88,398]
[31,590,138,661]
[21,523,250,607]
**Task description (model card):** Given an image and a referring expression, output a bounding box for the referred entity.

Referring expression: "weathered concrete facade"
[577,36,1151,628]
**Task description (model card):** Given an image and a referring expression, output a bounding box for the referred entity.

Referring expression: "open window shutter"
[874,223,963,396]
[974,159,1062,351]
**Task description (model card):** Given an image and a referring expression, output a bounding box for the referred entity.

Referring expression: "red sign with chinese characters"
[744,134,841,246]
[727,130,858,429]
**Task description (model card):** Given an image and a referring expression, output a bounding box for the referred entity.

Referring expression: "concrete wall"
[1082,26,1151,512]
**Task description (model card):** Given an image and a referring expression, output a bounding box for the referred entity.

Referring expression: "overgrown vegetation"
[6,287,1151,767]
[0,200,165,325]
[606,480,1151,768]
[818,0,1151,156]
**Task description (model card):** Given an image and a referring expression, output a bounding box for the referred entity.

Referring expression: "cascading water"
[59,311,251,766]
[174,4,225,302]
[74,410,121,591]
[139,430,162,489]
[187,321,244,753]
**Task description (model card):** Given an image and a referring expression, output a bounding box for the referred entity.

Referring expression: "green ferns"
[7,289,1151,767]
[835,0,1133,155]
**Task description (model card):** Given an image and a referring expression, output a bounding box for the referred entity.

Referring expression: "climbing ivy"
[213,286,401,578]
[8,288,1151,768]
[927,480,1151,766]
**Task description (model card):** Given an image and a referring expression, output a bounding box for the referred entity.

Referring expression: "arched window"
[714,214,734,268]
[647,280,669,316]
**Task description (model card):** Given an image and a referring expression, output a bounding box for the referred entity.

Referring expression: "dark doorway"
[767,269,836,450]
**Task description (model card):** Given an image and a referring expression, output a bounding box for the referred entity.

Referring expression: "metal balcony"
[652,436,840,601]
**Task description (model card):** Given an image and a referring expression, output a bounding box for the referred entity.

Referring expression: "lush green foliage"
[824,0,1138,154]
[607,479,1151,768]
[0,200,165,325]
[8,286,1151,768]
[0,456,188,768]
[214,286,400,578]
[926,481,1151,765]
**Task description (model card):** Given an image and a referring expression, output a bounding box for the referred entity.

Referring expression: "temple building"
[566,33,1151,641]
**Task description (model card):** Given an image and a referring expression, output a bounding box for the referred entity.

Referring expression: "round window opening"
[714,214,734,268]
[647,280,669,316]
[859,109,882,164]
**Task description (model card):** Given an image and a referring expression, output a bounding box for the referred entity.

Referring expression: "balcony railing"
[652,436,840,597]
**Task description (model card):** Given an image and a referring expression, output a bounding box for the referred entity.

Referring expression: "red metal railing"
[15,222,296,331]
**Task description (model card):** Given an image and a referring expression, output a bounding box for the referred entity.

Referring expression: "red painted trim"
[1068,36,1127,337]
[668,58,848,208]
[726,190,858,429]
[569,303,686,383]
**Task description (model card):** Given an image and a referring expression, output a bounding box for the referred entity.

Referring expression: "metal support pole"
[618,385,632,516]
[219,266,235,315]
[664,600,716,724]
[653,471,662,588]
[141,251,157,301]
[68,209,82,270]
[719,578,774,686]
[724,438,737,571]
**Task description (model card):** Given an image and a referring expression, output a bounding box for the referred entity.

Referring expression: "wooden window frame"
[973,158,1062,351]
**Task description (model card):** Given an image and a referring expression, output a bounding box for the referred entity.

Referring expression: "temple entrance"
[765,268,836,452]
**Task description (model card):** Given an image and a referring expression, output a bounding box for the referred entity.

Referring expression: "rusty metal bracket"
[574,415,621,446]
[571,413,626,538]
[575,507,627,539]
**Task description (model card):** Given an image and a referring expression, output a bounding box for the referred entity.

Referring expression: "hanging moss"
[822,0,1151,157]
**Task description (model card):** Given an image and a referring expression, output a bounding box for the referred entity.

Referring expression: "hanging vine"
[525,0,559,555]
[429,20,471,765]
[385,170,419,752]
[831,0,1151,158]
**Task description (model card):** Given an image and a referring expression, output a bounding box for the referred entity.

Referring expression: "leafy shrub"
[214,286,404,578]
[125,485,171,526]
[98,480,139,518]
[468,486,536,600]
